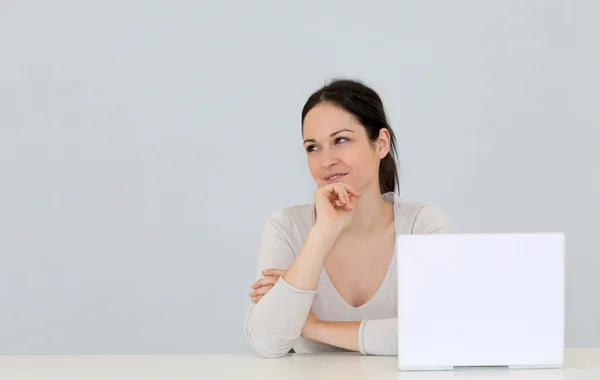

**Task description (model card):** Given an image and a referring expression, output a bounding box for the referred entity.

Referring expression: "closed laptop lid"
[396,233,565,371]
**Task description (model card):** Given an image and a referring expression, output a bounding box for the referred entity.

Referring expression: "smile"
[324,173,347,183]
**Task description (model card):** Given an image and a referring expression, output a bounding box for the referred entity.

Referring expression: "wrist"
[309,224,341,259]
[312,222,342,243]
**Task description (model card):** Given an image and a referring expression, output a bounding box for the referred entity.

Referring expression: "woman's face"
[302,102,390,192]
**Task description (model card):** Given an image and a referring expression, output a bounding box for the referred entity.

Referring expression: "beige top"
[244,192,450,358]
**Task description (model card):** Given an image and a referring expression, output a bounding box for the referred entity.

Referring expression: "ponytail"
[379,153,399,194]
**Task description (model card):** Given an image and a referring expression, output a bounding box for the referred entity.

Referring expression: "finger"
[335,183,352,210]
[348,194,357,209]
[255,274,280,283]
[319,184,358,209]
[343,185,350,207]
[339,183,361,198]
[251,277,279,288]
[251,296,262,303]
[341,184,355,207]
[250,285,273,296]
[332,183,347,206]
[339,183,350,205]
[321,184,343,203]
[250,285,273,297]
[262,269,285,276]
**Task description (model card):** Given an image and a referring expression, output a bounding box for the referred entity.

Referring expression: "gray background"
[0,0,598,354]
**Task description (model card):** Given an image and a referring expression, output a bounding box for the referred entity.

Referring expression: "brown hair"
[301,78,400,194]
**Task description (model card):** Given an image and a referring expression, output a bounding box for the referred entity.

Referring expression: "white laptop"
[396,233,565,371]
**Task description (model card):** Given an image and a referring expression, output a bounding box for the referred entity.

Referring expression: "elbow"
[252,345,291,359]
[244,316,296,359]
[245,332,294,359]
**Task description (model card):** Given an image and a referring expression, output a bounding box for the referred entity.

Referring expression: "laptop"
[396,233,565,371]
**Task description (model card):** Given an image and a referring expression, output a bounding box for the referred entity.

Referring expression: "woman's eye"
[306,138,347,152]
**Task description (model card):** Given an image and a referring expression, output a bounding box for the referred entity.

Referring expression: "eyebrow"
[303,128,354,144]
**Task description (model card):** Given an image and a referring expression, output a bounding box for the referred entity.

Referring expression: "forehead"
[302,103,361,138]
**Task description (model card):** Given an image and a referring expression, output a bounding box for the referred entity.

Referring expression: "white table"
[0,348,598,380]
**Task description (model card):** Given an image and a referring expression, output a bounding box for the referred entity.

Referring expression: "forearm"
[303,317,398,356]
[282,224,339,291]
[245,278,316,358]
[304,320,361,352]
[245,217,340,358]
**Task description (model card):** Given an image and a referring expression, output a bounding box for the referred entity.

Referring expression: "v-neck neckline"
[310,192,398,310]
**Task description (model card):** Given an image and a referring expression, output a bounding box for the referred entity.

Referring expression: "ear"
[376,128,391,159]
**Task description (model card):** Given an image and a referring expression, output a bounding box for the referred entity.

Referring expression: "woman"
[244,78,450,358]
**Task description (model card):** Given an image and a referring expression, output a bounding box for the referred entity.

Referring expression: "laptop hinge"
[453,365,509,371]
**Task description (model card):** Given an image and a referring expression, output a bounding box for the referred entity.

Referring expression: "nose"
[320,147,339,168]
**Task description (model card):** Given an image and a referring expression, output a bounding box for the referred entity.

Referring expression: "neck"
[346,186,393,237]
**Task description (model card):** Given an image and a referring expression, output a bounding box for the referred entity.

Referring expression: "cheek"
[307,156,320,176]
[347,148,378,176]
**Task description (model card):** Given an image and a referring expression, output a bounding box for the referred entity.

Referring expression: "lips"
[323,173,347,183]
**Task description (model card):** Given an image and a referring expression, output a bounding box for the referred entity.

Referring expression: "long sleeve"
[358,204,451,356]
[244,209,315,358]
[358,318,397,355]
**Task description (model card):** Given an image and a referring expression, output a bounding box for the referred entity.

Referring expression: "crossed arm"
[248,268,398,356]
[244,204,449,358]
[250,268,363,352]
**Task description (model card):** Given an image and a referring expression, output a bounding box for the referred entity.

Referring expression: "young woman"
[244,79,450,358]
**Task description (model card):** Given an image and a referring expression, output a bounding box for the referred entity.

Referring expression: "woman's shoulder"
[384,192,451,234]
[263,202,314,240]
[263,193,450,235]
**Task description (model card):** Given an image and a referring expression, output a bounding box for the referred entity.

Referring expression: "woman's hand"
[314,182,361,236]
[249,269,285,303]
[249,184,360,299]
